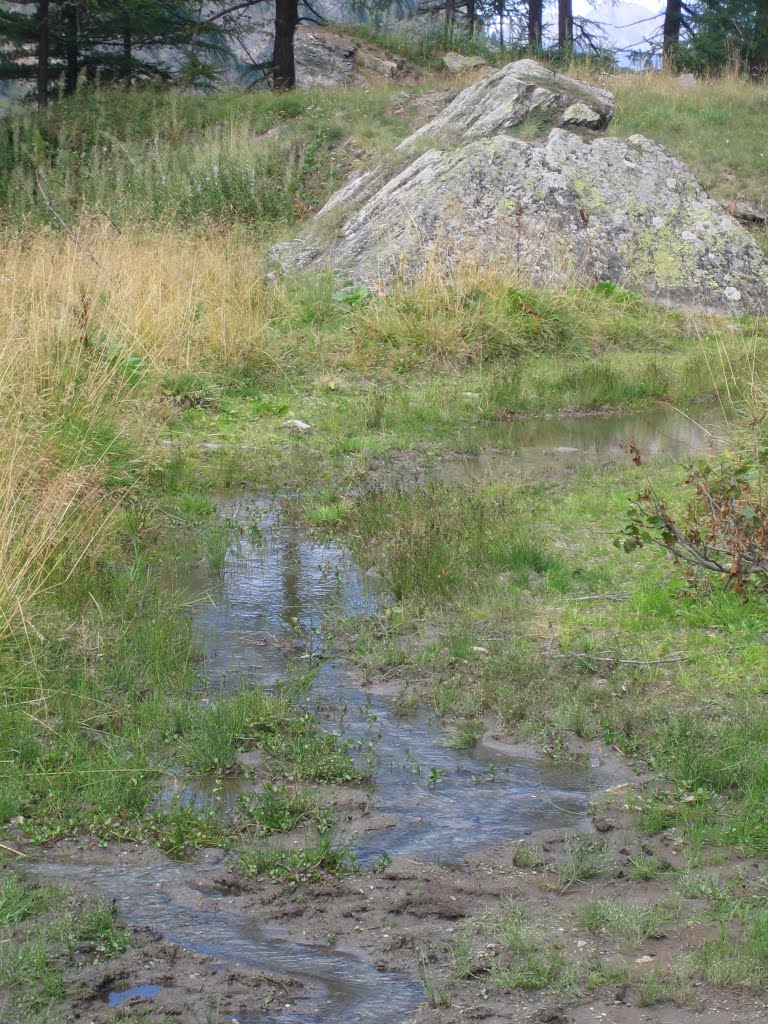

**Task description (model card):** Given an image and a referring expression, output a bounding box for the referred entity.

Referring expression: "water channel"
[30,402,728,1022]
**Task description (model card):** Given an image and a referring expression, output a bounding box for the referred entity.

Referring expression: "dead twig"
[0,841,26,857]
[558,651,688,666]
[35,172,110,277]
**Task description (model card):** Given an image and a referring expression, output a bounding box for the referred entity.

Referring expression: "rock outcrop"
[273,59,768,316]
[402,59,614,148]
[293,28,406,88]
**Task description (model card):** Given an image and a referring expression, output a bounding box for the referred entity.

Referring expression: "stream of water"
[30,403,728,1022]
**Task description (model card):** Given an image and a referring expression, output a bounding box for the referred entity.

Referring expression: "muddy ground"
[9,736,768,1024]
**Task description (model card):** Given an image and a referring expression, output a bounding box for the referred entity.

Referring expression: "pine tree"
[0,1,228,103]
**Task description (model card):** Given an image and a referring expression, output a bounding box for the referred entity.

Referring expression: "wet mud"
[24,403,757,1024]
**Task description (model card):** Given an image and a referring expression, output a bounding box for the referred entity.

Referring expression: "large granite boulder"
[272,61,768,316]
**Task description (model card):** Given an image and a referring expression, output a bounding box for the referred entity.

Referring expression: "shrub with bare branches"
[616,429,768,595]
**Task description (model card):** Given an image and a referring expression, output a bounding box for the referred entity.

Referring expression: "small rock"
[283,419,312,431]
[536,1010,570,1023]
[732,200,768,225]
[677,72,697,87]
[592,816,615,833]
[442,52,488,73]
[558,101,603,130]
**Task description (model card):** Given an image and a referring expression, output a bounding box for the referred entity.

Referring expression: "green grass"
[0,518,366,857]
[0,84,423,231]
[453,898,577,993]
[0,873,57,925]
[237,825,355,882]
[0,869,128,1021]
[575,898,681,946]
[555,835,609,893]
[346,482,566,603]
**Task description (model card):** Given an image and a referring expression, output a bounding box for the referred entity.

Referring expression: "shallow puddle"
[34,404,724,1022]
[105,983,164,1007]
[164,494,593,862]
[37,857,424,1024]
[429,401,728,484]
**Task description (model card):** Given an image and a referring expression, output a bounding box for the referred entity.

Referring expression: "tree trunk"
[496,0,504,49]
[752,0,768,75]
[64,0,79,96]
[558,0,572,48]
[446,0,455,25]
[273,0,298,91]
[528,0,543,48]
[123,23,132,84]
[662,0,683,69]
[466,0,476,34]
[38,0,49,108]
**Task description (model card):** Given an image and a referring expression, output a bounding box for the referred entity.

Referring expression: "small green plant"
[414,943,450,1008]
[332,283,373,307]
[238,831,355,883]
[496,900,536,953]
[237,784,316,836]
[452,932,476,980]
[555,835,608,892]
[575,898,680,946]
[0,875,56,926]
[427,767,446,789]
[637,962,692,1006]
[75,898,130,956]
[628,853,669,881]
[144,799,234,857]
[490,949,569,992]
[511,843,538,869]
[375,851,393,872]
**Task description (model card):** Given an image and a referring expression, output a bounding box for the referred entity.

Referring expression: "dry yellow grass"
[0,221,763,636]
[0,226,306,634]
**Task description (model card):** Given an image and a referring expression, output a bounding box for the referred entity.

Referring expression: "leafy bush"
[617,433,768,595]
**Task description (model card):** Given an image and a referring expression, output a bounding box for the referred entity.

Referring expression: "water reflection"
[431,402,729,483]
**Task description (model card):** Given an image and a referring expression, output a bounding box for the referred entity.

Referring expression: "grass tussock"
[2,223,760,633]
[0,869,128,1019]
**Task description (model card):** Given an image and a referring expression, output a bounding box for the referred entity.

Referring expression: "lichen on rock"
[272,60,768,317]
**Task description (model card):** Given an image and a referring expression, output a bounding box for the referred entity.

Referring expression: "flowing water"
[35,857,425,1024]
[30,403,728,1022]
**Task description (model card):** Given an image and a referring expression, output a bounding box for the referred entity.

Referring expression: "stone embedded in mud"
[400,58,615,149]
